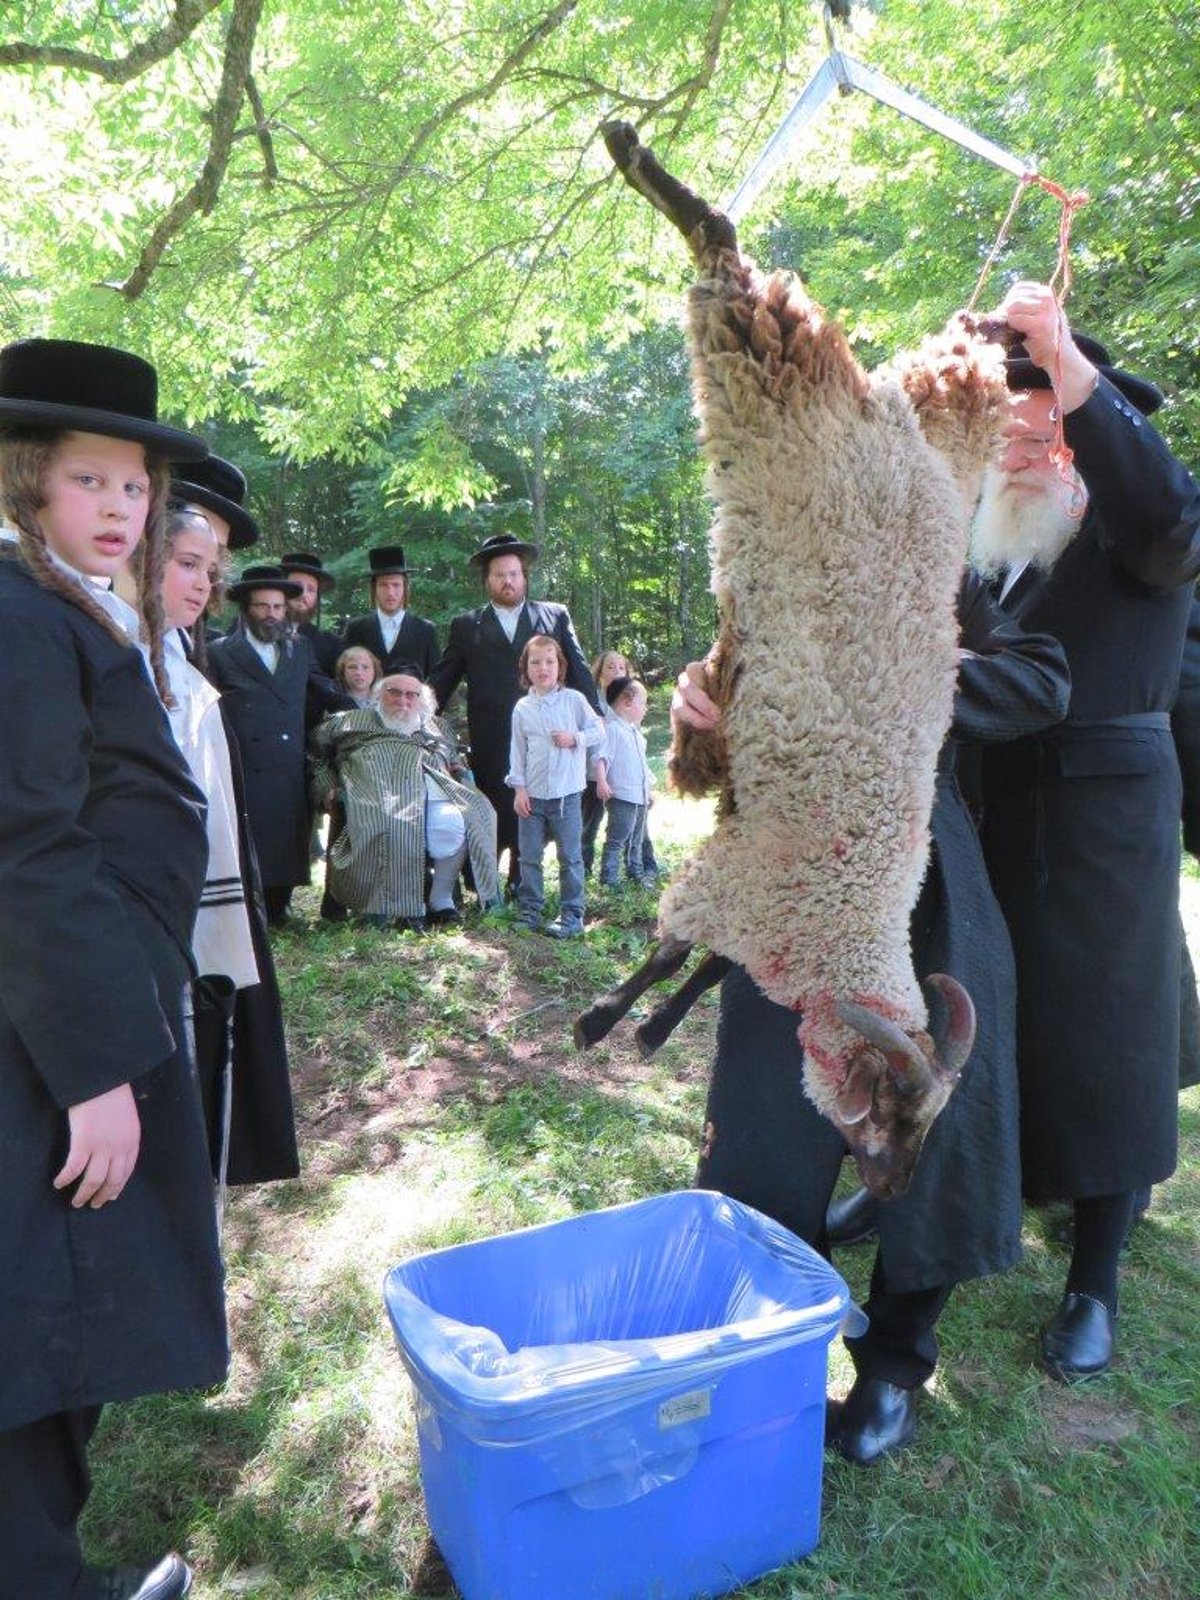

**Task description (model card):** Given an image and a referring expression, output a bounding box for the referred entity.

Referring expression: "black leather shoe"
[1039,1292,1116,1381]
[91,1553,193,1599]
[427,906,463,927]
[828,1377,918,1465]
[825,1187,879,1248]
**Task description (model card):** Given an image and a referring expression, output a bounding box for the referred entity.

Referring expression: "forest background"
[2,0,1197,671]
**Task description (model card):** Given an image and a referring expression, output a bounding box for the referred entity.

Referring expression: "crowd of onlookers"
[199,533,661,936]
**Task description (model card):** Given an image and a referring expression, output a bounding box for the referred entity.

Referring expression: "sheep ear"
[834,1054,875,1124]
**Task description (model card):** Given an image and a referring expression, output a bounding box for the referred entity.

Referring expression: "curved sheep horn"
[924,973,976,1075]
[835,999,930,1085]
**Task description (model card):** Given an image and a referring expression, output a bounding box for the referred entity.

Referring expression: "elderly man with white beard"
[972,282,1200,1382]
[309,669,500,931]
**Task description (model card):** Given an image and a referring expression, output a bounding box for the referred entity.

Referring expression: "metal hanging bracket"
[723,5,1036,223]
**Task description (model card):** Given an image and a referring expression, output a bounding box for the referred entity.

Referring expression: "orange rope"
[969,171,1089,510]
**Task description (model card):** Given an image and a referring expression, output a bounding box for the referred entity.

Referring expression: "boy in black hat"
[0,338,222,1598]
[342,545,438,678]
[430,530,601,891]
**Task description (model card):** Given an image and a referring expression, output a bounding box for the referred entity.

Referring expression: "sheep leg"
[634,952,733,1059]
[574,934,694,1050]
[602,121,738,266]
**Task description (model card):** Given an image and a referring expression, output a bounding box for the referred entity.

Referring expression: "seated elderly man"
[310,669,500,931]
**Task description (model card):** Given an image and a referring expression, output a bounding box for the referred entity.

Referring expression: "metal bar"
[838,54,1036,180]
[723,49,1035,224]
[722,56,842,222]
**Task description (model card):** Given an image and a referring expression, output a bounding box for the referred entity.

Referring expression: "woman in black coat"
[0,340,225,1600]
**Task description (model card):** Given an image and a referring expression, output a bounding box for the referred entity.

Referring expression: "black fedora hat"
[226,563,303,603]
[468,530,540,570]
[170,454,260,551]
[368,546,413,577]
[0,338,208,461]
[281,549,337,592]
[1005,331,1162,417]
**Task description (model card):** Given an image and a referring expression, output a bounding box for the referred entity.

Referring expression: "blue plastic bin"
[384,1190,855,1600]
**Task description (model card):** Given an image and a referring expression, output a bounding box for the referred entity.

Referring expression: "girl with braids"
[0,340,224,1600]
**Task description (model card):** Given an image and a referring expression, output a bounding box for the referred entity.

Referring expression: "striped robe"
[309,710,499,918]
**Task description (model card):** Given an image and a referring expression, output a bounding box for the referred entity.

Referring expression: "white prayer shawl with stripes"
[162,629,260,988]
[309,710,500,918]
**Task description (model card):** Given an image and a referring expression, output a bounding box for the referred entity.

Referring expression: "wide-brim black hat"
[1005,331,1162,417]
[468,531,540,570]
[281,549,336,591]
[0,338,208,461]
[368,546,412,577]
[226,563,303,602]
[171,454,259,550]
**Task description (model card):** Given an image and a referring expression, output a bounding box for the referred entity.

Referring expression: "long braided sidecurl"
[0,428,173,704]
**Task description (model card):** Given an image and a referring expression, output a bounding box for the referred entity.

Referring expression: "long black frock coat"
[697,573,1070,1293]
[0,561,227,1432]
[429,599,600,861]
[342,610,439,679]
[189,701,300,1186]
[1171,594,1200,857]
[297,618,344,677]
[982,378,1200,1200]
[1170,595,1200,1091]
[206,628,318,891]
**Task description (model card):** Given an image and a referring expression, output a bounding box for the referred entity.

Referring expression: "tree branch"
[391,0,582,182]
[114,0,265,299]
[0,0,226,82]
[243,73,278,183]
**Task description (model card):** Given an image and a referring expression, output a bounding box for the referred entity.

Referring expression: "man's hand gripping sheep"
[576,122,1015,1201]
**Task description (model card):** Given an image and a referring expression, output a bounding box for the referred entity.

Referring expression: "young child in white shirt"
[595,676,655,886]
[506,633,606,937]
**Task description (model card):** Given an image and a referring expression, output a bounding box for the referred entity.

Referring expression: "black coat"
[1171,593,1200,857]
[206,629,320,890]
[297,619,344,677]
[698,572,1069,1292]
[429,600,600,857]
[190,704,299,1187]
[0,562,227,1430]
[342,610,439,679]
[982,377,1200,1199]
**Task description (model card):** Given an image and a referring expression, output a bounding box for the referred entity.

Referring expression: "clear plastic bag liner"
[385,1190,865,1449]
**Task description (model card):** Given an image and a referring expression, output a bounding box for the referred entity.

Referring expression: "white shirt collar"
[46,549,141,640]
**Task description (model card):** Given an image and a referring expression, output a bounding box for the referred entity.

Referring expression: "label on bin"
[658,1389,711,1429]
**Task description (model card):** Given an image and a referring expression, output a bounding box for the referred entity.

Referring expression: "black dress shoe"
[91,1553,192,1599]
[1039,1292,1116,1381]
[825,1186,879,1248]
[427,906,463,927]
[828,1377,918,1465]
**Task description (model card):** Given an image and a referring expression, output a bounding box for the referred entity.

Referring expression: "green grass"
[79,743,1200,1597]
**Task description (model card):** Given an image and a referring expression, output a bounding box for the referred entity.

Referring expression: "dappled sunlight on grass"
[80,778,1200,1598]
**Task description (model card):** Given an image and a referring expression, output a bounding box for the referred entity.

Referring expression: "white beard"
[970,467,1085,580]
[377,707,422,735]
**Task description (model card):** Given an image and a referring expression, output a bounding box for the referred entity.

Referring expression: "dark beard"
[246,615,287,644]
